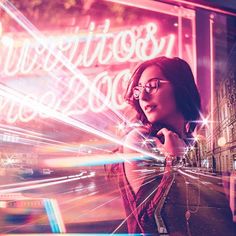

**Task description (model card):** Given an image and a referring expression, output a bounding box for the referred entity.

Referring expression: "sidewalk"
[182,166,222,176]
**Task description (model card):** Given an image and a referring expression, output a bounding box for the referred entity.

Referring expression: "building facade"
[205,15,236,173]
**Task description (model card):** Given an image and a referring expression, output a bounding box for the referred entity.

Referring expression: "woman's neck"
[152,113,186,138]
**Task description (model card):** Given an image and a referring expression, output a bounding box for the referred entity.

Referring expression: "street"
[162,168,236,236]
[0,167,125,234]
[0,166,235,235]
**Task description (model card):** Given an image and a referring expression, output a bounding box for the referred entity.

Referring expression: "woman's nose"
[139,89,150,101]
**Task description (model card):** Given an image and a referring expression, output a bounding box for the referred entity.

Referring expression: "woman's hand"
[154,128,186,158]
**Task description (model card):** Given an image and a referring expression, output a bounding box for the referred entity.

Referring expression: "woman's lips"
[144,105,157,113]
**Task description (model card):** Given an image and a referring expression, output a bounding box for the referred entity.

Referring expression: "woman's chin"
[147,116,161,124]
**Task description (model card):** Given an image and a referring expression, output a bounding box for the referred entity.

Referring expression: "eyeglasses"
[132,78,170,100]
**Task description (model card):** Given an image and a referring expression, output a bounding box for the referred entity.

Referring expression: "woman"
[111,56,201,234]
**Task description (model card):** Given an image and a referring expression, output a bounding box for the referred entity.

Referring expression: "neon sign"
[1,20,176,75]
[0,69,131,123]
[0,20,179,123]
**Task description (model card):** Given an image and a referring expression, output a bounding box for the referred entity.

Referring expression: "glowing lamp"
[218,137,226,147]
[0,201,7,208]
[117,123,125,130]
[142,140,147,146]
[1,35,13,46]
[202,118,209,126]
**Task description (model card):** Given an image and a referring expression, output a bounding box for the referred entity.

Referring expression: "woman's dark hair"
[125,56,201,133]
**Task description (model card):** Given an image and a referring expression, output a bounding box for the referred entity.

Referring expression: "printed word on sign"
[0,20,176,76]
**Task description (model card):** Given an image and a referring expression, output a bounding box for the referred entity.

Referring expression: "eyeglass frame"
[132,78,170,100]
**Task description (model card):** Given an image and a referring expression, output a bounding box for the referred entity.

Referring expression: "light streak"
[38,142,113,155]
[0,69,131,121]
[60,170,167,231]
[133,169,158,173]
[0,1,179,125]
[0,0,195,164]
[0,125,68,145]
[210,14,214,152]
[44,199,66,233]
[193,113,214,131]
[105,0,193,17]
[70,171,166,224]
[50,199,66,233]
[0,30,175,119]
[62,191,99,204]
[0,1,87,84]
[0,125,114,155]
[159,0,236,17]
[112,170,170,234]
[192,7,197,78]
[178,7,183,58]
[0,123,45,137]
[0,131,68,148]
[43,153,165,168]
[0,1,195,172]
[0,173,94,194]
[202,118,209,126]
[2,1,192,121]
[77,196,120,218]
[76,143,113,153]
[0,84,164,161]
[0,174,83,189]
[185,170,221,180]
[44,199,59,233]
[178,169,199,180]
[117,122,126,131]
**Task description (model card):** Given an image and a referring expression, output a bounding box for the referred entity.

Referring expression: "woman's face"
[137,65,179,124]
